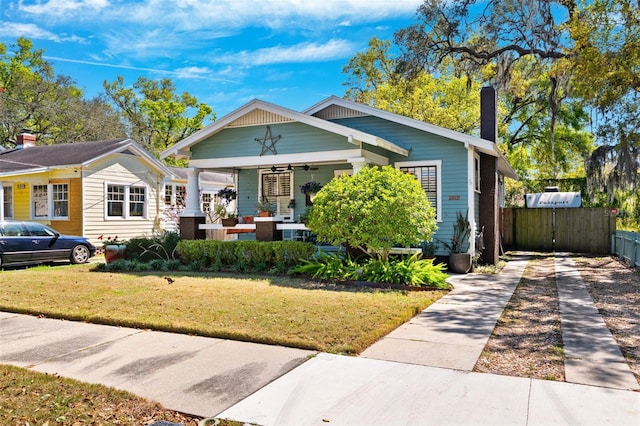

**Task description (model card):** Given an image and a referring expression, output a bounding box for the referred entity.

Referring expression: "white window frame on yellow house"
[2,184,13,220]
[104,182,149,220]
[31,182,69,220]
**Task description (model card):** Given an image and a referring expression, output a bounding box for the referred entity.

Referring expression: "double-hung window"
[106,184,147,219]
[32,183,69,219]
[2,185,13,219]
[397,161,442,221]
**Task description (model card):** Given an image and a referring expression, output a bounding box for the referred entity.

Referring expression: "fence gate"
[501,207,615,254]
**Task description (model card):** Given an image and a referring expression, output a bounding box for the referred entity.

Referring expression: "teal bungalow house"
[161,88,517,264]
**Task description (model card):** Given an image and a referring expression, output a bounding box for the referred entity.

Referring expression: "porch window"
[398,160,442,221]
[201,193,212,212]
[164,186,172,205]
[3,185,13,219]
[260,171,293,220]
[32,183,69,219]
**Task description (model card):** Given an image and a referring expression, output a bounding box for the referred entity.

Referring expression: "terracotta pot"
[104,244,126,264]
[258,211,271,217]
[449,252,472,274]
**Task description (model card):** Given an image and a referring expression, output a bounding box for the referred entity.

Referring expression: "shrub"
[175,240,315,273]
[308,165,437,261]
[291,251,449,288]
[125,231,180,262]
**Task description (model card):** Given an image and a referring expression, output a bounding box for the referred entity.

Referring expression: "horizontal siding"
[83,154,164,245]
[50,177,82,236]
[190,122,354,160]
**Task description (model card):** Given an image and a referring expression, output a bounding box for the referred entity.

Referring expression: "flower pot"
[221,218,238,227]
[258,211,271,217]
[449,252,472,274]
[104,244,126,264]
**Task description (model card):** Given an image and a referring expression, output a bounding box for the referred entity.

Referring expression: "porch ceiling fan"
[268,164,319,172]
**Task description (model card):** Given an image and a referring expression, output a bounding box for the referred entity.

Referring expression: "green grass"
[0,364,243,425]
[0,263,447,354]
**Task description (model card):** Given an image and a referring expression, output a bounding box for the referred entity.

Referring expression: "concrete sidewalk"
[2,251,640,425]
[360,252,529,370]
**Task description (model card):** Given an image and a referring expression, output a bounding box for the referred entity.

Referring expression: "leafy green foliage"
[308,165,437,261]
[103,76,215,157]
[125,231,180,262]
[176,240,315,272]
[292,251,449,288]
[0,37,125,147]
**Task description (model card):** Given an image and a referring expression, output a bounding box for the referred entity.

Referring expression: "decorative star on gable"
[255,126,281,156]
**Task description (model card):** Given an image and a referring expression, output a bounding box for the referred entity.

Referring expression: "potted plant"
[441,210,472,273]
[98,235,127,264]
[217,187,237,206]
[221,213,238,227]
[255,197,276,217]
[300,181,323,206]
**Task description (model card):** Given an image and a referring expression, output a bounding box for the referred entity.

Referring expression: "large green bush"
[308,165,437,261]
[176,240,315,272]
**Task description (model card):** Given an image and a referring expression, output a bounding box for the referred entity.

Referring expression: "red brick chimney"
[16,132,36,149]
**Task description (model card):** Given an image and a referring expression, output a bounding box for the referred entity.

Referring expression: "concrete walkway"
[555,253,639,390]
[360,252,529,370]
[2,251,639,425]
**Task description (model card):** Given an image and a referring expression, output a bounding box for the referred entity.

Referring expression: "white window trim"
[30,183,69,220]
[258,169,294,221]
[474,152,481,193]
[2,184,13,220]
[396,160,442,222]
[104,182,149,220]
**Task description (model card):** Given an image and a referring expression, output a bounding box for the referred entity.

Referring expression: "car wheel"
[70,245,90,264]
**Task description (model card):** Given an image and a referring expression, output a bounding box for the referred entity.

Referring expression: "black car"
[0,221,96,268]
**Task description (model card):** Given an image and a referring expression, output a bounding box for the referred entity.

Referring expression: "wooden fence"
[501,207,616,254]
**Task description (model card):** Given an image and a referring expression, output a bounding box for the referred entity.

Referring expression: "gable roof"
[160,98,410,160]
[0,138,172,177]
[305,96,517,179]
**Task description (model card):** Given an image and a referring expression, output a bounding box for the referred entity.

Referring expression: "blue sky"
[0,0,422,117]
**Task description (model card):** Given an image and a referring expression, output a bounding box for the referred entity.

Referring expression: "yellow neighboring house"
[0,133,173,246]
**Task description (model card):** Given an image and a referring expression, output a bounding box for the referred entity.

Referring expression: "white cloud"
[0,22,86,42]
[16,0,420,30]
[18,0,109,17]
[216,39,357,66]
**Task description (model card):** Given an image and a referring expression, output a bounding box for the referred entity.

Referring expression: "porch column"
[348,157,370,174]
[179,167,206,240]
[0,185,4,222]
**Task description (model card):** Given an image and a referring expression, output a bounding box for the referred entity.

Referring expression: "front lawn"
[0,264,447,354]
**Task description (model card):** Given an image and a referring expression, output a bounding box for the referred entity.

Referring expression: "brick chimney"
[16,132,36,149]
[478,87,499,265]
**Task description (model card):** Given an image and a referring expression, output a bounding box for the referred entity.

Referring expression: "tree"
[0,37,125,147]
[393,0,637,190]
[342,35,594,181]
[343,38,483,134]
[103,76,215,157]
[307,166,437,261]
